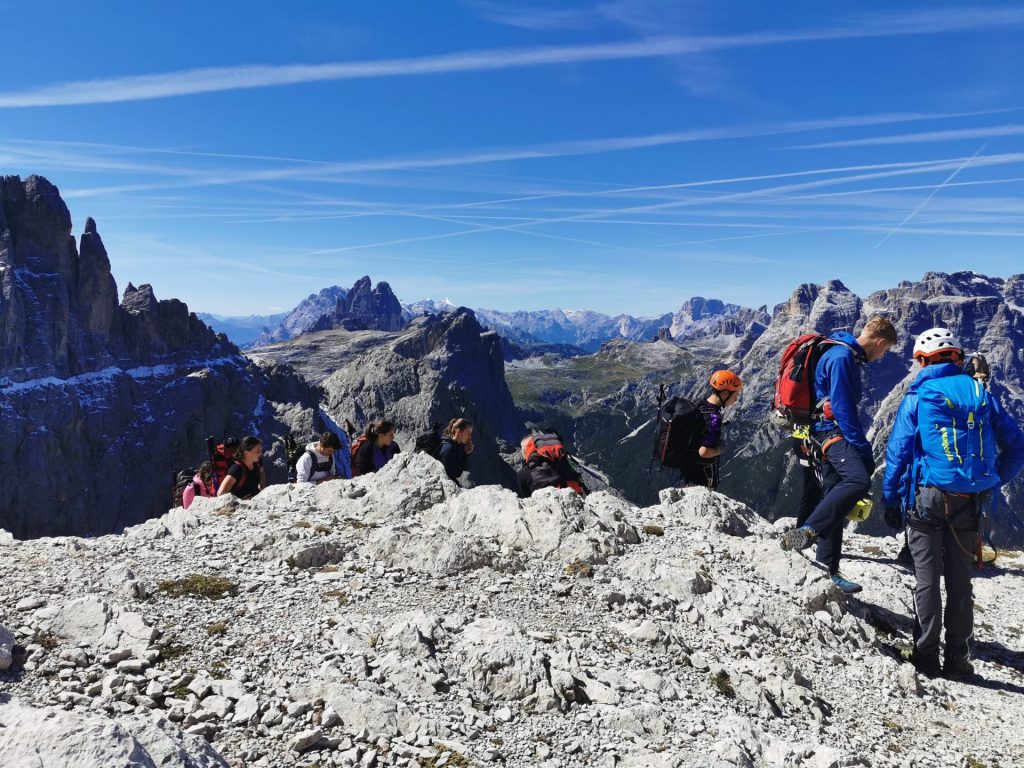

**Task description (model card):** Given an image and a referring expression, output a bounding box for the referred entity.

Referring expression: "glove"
[884,506,903,530]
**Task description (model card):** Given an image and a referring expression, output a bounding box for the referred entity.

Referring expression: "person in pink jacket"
[182,462,217,509]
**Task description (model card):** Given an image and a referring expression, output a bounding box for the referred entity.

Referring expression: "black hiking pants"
[802,436,870,575]
[681,459,719,490]
[908,486,980,663]
[793,438,821,528]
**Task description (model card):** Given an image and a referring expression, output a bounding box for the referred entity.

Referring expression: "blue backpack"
[916,374,999,494]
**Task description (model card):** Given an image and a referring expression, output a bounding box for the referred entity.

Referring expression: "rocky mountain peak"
[2,463,1022,766]
[256,276,404,345]
[677,296,729,321]
[0,176,319,538]
[336,275,403,332]
[122,282,158,314]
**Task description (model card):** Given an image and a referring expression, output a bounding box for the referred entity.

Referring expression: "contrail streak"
[873,142,990,248]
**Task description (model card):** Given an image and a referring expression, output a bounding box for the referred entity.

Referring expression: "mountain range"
[4,174,1023,551]
[208,279,768,356]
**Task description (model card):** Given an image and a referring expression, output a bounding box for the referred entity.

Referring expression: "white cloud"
[795,124,1024,149]
[2,7,1023,108]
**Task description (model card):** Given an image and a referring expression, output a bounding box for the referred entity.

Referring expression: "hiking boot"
[909,650,942,678]
[780,525,816,552]
[943,655,974,679]
[829,573,863,594]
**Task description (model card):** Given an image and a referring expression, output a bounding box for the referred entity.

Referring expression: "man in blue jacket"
[780,315,898,594]
[882,328,1024,678]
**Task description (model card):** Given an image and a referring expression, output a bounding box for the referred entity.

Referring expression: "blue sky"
[1,2,1022,317]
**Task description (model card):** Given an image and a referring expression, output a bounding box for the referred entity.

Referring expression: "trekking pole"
[206,436,220,489]
[569,454,611,486]
[649,383,666,473]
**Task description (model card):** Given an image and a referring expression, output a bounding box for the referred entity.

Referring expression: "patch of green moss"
[158,574,238,600]
[711,670,735,699]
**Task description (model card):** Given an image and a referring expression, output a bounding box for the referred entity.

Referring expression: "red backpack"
[350,435,368,476]
[772,333,851,429]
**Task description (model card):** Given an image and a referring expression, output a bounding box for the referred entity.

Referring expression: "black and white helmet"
[913,327,961,360]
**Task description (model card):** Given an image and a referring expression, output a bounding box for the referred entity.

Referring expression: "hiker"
[780,315,898,594]
[216,436,265,499]
[517,431,587,498]
[882,328,1024,678]
[352,419,401,475]
[296,431,344,485]
[681,370,743,490]
[438,417,474,482]
[181,462,217,509]
[792,426,821,527]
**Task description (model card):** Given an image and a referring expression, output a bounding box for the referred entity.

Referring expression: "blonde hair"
[862,315,898,345]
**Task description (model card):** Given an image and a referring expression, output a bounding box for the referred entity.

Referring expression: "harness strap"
[941,491,983,568]
[821,436,844,455]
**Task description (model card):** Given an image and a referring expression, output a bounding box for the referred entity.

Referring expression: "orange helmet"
[710,370,743,392]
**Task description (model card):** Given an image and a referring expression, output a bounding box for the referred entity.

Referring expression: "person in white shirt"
[296,431,343,485]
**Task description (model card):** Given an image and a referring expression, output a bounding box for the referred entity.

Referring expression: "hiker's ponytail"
[445,417,473,438]
[364,419,395,440]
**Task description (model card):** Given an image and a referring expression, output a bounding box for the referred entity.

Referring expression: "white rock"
[0,624,15,670]
[0,695,227,766]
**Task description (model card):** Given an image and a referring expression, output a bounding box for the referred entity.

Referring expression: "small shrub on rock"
[314,524,332,535]
[642,524,665,536]
[158,642,189,662]
[158,575,239,600]
[206,622,228,637]
[418,750,471,768]
[293,520,311,529]
[711,671,735,699]
[566,559,594,578]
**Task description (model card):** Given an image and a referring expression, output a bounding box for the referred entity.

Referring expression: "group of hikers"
[174,313,1024,681]
[620,314,1024,680]
[770,316,1024,680]
[175,417,476,507]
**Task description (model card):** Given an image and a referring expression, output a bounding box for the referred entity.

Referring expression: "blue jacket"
[883,363,1024,509]
[811,331,870,461]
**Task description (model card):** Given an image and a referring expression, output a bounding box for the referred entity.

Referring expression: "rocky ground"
[2,453,1023,768]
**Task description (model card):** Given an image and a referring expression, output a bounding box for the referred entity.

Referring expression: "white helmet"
[913,327,962,360]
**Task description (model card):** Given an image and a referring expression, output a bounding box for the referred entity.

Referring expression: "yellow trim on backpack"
[940,425,954,462]
[792,425,810,440]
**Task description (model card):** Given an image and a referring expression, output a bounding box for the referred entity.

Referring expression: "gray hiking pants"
[908,486,980,662]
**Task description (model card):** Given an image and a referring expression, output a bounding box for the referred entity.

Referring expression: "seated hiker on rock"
[216,436,265,500]
[296,431,343,485]
[352,419,401,476]
[882,328,1024,679]
[439,417,474,482]
[182,462,217,509]
[517,431,587,498]
[682,370,743,491]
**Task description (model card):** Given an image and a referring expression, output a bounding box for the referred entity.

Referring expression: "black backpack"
[172,467,200,508]
[283,434,304,482]
[414,423,444,459]
[284,433,335,481]
[656,396,704,469]
[523,430,587,496]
